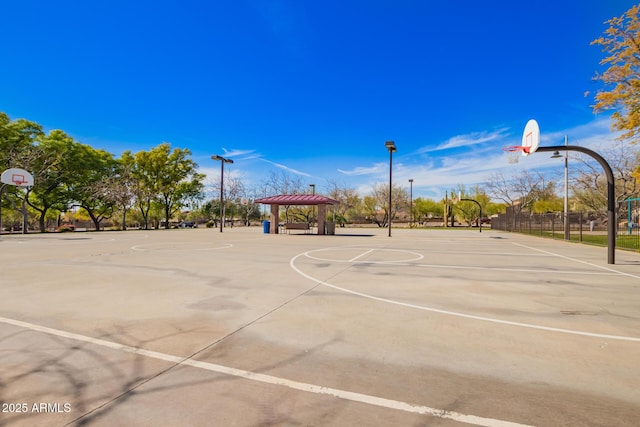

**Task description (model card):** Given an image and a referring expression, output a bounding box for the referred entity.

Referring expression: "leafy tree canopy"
[592,4,640,140]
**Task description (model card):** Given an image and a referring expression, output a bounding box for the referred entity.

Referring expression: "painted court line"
[302,247,611,275]
[131,243,232,252]
[290,252,640,342]
[0,316,531,427]
[348,248,375,262]
[512,243,640,280]
[415,263,617,276]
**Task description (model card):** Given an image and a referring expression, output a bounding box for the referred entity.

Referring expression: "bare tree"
[571,140,640,215]
[486,170,545,228]
[325,179,360,225]
[366,183,409,227]
[91,160,136,230]
[261,170,308,223]
[263,170,306,196]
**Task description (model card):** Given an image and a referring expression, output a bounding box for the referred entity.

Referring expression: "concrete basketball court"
[1,226,639,426]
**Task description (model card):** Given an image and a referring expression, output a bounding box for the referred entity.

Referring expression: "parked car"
[176,221,197,228]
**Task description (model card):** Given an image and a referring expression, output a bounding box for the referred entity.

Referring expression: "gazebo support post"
[270,204,279,234]
[317,204,327,235]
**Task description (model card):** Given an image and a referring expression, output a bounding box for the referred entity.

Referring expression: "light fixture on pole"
[409,178,413,228]
[385,140,396,237]
[211,155,234,233]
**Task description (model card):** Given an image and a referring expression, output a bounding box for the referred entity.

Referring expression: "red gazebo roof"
[255,194,339,205]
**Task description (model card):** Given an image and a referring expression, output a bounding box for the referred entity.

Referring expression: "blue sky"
[1,1,635,199]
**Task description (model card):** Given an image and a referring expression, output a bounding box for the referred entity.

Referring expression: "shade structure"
[254,194,339,206]
[255,194,339,234]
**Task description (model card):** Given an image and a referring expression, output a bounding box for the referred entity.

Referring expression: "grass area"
[516,230,640,251]
[391,224,640,252]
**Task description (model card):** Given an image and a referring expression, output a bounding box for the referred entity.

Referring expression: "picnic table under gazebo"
[255,194,339,235]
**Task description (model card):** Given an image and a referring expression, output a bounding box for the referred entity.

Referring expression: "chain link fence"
[491,206,640,251]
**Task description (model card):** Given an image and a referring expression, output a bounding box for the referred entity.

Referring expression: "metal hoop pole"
[460,198,482,232]
[0,183,6,235]
[537,145,615,264]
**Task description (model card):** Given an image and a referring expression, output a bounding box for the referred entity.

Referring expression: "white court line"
[348,249,375,262]
[0,316,531,427]
[303,248,616,276]
[415,263,617,276]
[413,250,552,257]
[131,243,232,252]
[310,247,424,264]
[290,252,640,342]
[513,243,640,280]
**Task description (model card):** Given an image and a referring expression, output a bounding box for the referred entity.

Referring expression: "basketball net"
[502,146,529,164]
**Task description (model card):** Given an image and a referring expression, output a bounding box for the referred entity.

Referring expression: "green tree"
[532,198,563,213]
[0,113,44,231]
[0,112,44,169]
[131,143,204,229]
[413,197,443,225]
[126,150,154,229]
[26,130,78,231]
[67,143,118,230]
[453,186,493,227]
[591,4,640,139]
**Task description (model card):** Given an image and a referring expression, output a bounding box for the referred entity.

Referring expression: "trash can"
[325,222,335,235]
[262,220,270,234]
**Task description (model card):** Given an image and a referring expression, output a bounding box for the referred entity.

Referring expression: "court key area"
[1,227,639,426]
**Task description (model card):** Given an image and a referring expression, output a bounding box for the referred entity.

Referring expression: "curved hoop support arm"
[536,145,616,264]
[459,198,483,233]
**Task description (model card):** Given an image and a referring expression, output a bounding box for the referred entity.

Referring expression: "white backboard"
[521,119,540,156]
[1,168,34,187]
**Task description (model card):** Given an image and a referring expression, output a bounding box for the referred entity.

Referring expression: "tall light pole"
[385,140,396,237]
[211,155,234,233]
[551,135,569,240]
[563,135,569,240]
[309,183,315,227]
[409,178,413,228]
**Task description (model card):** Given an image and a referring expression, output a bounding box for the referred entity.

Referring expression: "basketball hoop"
[502,145,530,164]
[501,119,541,164]
[1,168,34,187]
[12,176,28,187]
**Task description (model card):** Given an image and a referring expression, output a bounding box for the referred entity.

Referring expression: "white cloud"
[202,117,624,201]
[399,116,625,199]
[259,158,312,177]
[338,163,386,176]
[418,128,511,153]
[221,148,257,158]
[540,117,621,149]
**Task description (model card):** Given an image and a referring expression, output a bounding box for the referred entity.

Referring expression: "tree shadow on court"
[203,332,353,427]
[284,233,375,237]
[0,324,224,426]
[0,325,355,426]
